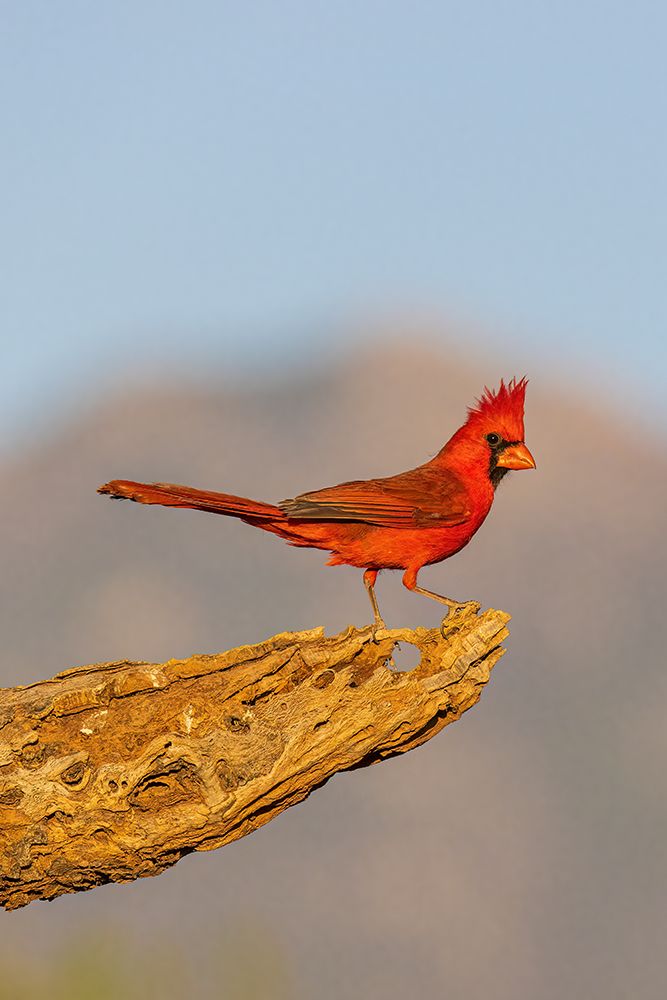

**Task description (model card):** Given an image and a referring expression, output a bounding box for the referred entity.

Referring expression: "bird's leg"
[402,568,480,629]
[363,569,387,639]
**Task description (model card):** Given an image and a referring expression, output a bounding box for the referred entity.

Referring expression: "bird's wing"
[279,466,470,528]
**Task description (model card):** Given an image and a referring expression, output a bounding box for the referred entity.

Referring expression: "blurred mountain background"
[2,2,667,997]
[1,342,665,999]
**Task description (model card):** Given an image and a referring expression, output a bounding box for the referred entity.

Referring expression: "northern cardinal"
[98,378,534,630]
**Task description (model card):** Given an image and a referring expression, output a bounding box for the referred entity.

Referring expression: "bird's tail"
[97,480,282,521]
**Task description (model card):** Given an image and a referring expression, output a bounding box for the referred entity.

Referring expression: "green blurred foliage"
[0,922,294,1000]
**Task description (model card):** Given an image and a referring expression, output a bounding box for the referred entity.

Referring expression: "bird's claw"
[371,620,389,643]
[450,600,481,617]
[440,600,481,636]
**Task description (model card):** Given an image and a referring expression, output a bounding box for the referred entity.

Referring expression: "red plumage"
[98,378,535,628]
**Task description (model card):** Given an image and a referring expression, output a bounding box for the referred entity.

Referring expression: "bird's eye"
[486,433,501,447]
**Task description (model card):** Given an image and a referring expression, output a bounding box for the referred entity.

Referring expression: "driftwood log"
[0,606,510,910]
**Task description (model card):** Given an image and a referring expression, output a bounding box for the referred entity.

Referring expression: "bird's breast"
[320,515,488,570]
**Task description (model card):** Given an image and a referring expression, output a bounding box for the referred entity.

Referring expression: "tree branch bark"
[0,606,509,910]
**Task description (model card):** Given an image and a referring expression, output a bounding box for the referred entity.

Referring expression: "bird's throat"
[489,464,510,489]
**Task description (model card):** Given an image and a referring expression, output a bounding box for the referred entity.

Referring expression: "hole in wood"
[388,643,421,673]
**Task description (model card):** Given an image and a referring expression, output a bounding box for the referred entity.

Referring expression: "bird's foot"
[447,599,481,617]
[440,600,481,635]
[370,617,389,643]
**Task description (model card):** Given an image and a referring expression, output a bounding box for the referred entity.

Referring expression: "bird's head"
[444,377,536,487]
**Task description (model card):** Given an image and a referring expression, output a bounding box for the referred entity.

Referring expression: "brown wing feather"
[279,466,470,528]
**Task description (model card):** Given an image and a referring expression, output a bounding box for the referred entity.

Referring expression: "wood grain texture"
[0,606,510,911]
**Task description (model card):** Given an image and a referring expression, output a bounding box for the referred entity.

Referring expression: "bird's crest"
[467,377,528,440]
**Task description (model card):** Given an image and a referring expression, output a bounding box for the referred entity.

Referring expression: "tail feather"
[97,480,281,520]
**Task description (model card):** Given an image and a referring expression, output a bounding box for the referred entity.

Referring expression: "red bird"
[98,378,535,630]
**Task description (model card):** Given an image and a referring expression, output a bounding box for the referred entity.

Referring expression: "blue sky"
[2,1,666,448]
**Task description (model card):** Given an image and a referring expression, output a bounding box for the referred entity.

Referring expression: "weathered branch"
[0,607,509,910]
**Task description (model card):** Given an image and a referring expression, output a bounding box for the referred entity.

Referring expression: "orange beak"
[496,442,536,470]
